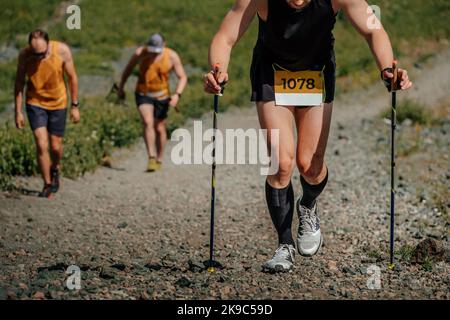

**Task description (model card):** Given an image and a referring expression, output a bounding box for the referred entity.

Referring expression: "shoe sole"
[262,265,292,274]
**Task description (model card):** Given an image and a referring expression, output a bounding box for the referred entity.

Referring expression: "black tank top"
[255,0,336,70]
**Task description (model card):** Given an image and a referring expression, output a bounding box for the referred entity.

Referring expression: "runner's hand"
[15,112,25,129]
[117,88,126,100]
[70,107,80,124]
[203,69,228,95]
[169,94,179,108]
[382,67,413,91]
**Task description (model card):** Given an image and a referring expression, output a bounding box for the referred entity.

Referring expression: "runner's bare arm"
[169,50,188,108]
[119,47,142,92]
[60,43,80,123]
[61,43,79,104]
[335,0,412,89]
[206,0,257,93]
[14,49,27,129]
[170,50,188,96]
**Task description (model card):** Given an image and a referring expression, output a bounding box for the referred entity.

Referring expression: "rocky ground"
[0,49,449,300]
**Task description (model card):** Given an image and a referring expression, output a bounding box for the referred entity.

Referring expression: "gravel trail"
[0,49,449,300]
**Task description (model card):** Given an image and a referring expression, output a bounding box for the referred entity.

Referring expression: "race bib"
[274,70,324,106]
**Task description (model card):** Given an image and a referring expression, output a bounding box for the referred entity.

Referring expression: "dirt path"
[0,49,449,300]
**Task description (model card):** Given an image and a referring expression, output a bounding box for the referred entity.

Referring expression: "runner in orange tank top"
[119,33,188,172]
[14,30,80,198]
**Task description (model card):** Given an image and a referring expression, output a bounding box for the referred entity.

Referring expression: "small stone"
[220,285,233,297]
[411,238,446,264]
[292,282,301,289]
[15,249,27,256]
[342,266,357,275]
[33,291,46,300]
[145,262,162,271]
[175,277,192,288]
[19,283,28,291]
[327,260,338,271]
[99,267,116,280]
[49,290,61,300]
[110,263,126,271]
[117,222,128,229]
[187,259,204,273]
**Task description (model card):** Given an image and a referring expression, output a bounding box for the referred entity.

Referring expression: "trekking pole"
[389,60,398,270]
[208,63,223,273]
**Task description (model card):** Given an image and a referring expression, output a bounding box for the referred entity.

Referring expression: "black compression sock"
[265,181,295,246]
[300,169,329,209]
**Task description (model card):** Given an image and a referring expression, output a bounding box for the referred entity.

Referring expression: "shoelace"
[299,205,320,234]
[273,244,294,262]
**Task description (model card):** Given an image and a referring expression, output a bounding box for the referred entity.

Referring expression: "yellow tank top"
[26,41,68,110]
[136,47,171,98]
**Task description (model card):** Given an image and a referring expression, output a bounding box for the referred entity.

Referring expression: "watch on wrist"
[71,101,80,108]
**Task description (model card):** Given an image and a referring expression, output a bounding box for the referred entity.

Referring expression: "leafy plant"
[0,100,141,189]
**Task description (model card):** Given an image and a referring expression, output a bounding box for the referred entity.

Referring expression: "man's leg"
[294,102,333,208]
[257,101,297,272]
[154,119,167,163]
[48,108,67,171]
[49,134,63,191]
[138,103,157,158]
[32,127,52,186]
[257,101,296,245]
[294,102,333,256]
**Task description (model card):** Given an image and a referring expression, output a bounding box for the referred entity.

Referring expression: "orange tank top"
[136,47,171,98]
[26,41,68,110]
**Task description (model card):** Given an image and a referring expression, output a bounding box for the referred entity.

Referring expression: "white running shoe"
[262,244,295,273]
[297,201,323,256]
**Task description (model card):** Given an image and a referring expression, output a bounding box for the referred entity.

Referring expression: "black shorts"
[250,51,336,104]
[135,92,171,120]
[26,104,67,137]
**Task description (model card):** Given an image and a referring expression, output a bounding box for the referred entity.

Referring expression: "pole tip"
[207,267,216,273]
[388,263,395,270]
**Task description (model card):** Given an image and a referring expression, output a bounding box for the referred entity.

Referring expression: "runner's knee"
[50,142,62,154]
[155,122,166,134]
[35,138,49,155]
[142,117,154,128]
[297,155,324,180]
[273,156,295,184]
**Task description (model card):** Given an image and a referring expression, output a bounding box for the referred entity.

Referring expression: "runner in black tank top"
[251,0,336,102]
[204,0,412,273]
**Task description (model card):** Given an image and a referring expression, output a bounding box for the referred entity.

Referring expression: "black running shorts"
[135,92,171,120]
[26,104,67,137]
[250,52,336,104]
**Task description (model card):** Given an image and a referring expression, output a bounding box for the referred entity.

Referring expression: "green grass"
[397,244,415,263]
[381,100,430,125]
[367,249,382,261]
[0,0,61,44]
[422,256,434,272]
